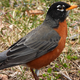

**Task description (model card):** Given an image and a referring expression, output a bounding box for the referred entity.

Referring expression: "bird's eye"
[58,6,62,9]
[57,5,65,12]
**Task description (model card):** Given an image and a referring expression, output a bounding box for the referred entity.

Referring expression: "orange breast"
[27,20,67,69]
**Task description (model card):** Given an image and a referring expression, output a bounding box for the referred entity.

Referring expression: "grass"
[0,0,80,80]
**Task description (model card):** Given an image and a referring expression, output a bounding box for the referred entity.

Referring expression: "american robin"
[0,2,78,80]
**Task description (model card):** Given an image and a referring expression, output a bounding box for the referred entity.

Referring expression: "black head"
[47,2,71,22]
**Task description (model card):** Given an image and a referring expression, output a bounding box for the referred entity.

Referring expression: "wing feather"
[0,29,60,69]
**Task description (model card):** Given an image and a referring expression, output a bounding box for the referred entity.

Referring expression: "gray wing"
[0,27,60,69]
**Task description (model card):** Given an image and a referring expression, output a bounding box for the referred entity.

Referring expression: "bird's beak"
[66,5,78,11]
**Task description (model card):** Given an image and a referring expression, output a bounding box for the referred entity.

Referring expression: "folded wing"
[0,28,60,69]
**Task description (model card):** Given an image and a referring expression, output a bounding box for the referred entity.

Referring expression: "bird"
[0,1,78,80]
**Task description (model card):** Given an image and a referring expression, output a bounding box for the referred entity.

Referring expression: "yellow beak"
[66,5,78,11]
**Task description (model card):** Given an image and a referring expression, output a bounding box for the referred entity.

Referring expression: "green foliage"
[63,63,68,68]
[67,55,72,60]
[78,71,80,73]
[39,79,43,80]
[47,68,52,73]
[55,64,59,68]
[72,56,78,60]
[42,73,51,80]
[42,73,46,77]
[67,55,78,60]
[1,0,10,7]
[53,74,61,80]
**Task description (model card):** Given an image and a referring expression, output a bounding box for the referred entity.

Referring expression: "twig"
[66,34,80,40]
[56,68,72,80]
[70,60,80,70]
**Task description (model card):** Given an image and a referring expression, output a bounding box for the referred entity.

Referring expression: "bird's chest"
[54,20,67,40]
[50,20,67,58]
[53,20,67,53]
[27,20,67,69]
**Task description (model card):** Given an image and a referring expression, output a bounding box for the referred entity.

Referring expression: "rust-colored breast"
[27,20,67,69]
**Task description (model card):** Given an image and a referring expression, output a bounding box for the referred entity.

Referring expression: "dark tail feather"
[0,50,8,70]
[0,50,23,70]
[0,50,8,62]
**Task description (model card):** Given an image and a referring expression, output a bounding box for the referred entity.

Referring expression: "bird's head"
[47,2,78,22]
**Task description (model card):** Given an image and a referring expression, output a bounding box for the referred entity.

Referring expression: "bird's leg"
[30,68,39,80]
[35,69,39,76]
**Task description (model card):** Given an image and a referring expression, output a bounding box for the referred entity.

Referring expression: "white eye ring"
[57,5,65,12]
[57,5,61,8]
[57,8,64,12]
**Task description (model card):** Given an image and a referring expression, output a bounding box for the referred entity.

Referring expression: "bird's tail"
[0,50,8,70]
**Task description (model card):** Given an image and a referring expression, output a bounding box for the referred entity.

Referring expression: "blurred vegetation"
[0,0,80,80]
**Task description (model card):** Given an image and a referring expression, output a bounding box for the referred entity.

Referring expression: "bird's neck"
[43,15,59,28]
[54,20,67,38]
[44,15,67,39]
